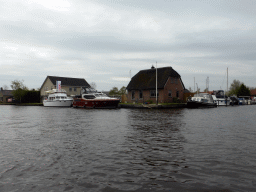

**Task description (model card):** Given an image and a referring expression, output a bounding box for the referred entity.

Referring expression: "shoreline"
[0,103,43,106]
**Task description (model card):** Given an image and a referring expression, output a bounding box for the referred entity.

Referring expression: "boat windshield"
[213,90,227,98]
[94,93,108,97]
[83,95,96,99]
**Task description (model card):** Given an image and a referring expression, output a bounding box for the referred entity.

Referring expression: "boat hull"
[43,100,73,107]
[73,98,120,109]
[187,101,217,108]
[214,99,230,106]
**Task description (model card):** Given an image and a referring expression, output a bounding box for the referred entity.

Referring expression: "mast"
[156,61,158,105]
[227,67,228,94]
[194,77,195,92]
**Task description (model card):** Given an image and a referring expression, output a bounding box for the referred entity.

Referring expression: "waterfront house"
[40,76,90,102]
[251,89,256,97]
[0,87,14,103]
[126,66,185,103]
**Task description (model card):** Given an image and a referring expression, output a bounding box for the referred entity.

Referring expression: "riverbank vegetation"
[11,80,40,103]
[228,79,251,96]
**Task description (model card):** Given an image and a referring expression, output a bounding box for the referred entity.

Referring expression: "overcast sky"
[1,0,256,91]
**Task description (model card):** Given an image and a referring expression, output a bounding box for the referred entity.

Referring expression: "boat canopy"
[81,87,98,94]
[45,89,66,94]
[192,93,214,103]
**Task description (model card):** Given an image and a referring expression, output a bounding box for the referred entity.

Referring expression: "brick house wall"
[127,77,184,103]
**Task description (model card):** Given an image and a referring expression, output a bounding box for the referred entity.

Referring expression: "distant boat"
[252,97,256,105]
[230,96,239,105]
[187,93,217,108]
[73,87,120,109]
[212,90,230,106]
[238,96,251,105]
[43,89,73,107]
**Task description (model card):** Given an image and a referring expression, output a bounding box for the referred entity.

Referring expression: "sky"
[1,0,256,92]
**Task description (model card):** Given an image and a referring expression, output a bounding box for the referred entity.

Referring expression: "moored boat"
[238,96,251,105]
[73,87,120,109]
[230,96,239,105]
[212,90,230,106]
[43,89,73,107]
[187,93,217,108]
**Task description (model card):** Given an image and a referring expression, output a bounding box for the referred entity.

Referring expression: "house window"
[150,90,159,97]
[176,90,179,98]
[132,91,135,100]
[74,88,77,92]
[175,78,178,84]
[69,87,72,92]
[168,91,172,97]
[171,77,174,83]
[139,90,143,99]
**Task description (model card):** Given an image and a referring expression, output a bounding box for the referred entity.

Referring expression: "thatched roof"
[127,66,185,90]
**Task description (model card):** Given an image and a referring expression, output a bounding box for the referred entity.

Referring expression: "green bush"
[173,97,181,103]
[145,100,153,104]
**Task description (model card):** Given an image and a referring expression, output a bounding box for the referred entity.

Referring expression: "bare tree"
[3,85,9,90]
[90,82,97,89]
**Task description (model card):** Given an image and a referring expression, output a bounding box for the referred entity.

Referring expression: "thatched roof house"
[126,66,185,103]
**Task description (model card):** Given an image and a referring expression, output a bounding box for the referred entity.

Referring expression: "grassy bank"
[15,103,43,106]
[0,103,43,106]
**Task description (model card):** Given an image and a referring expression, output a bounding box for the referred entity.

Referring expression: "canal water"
[0,105,256,192]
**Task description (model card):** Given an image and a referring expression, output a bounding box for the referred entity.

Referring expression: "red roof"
[251,89,256,96]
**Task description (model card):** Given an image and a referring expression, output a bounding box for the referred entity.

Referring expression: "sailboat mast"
[227,67,228,94]
[156,61,158,105]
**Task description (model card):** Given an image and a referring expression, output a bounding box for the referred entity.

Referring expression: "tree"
[3,85,9,90]
[109,87,119,96]
[236,84,250,97]
[10,80,28,103]
[229,79,242,96]
[90,82,97,89]
[118,86,126,95]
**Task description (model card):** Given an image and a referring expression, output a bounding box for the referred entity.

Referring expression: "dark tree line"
[228,79,251,97]
[11,80,40,103]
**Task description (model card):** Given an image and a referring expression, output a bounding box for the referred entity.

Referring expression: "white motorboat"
[238,96,251,105]
[43,89,73,107]
[252,97,256,105]
[212,90,230,106]
[187,93,217,108]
